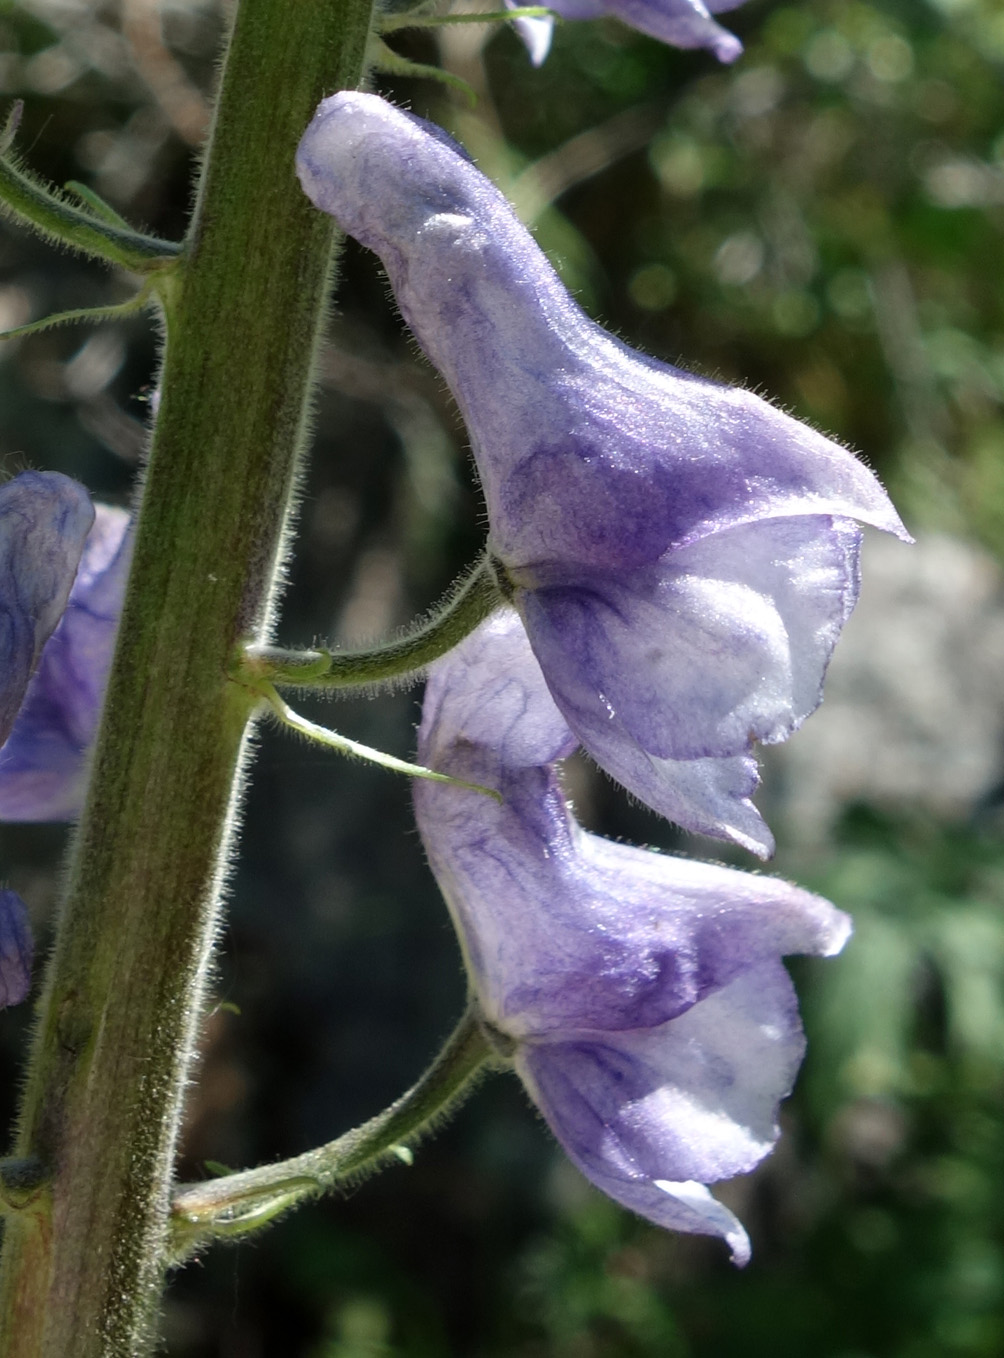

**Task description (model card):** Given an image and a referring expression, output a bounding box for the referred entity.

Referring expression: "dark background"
[2,0,1004,1353]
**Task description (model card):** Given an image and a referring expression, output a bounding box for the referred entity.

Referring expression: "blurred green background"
[1,0,1003,1353]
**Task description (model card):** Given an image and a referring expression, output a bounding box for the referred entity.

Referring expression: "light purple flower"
[0,504,131,821]
[0,469,94,1006]
[415,610,851,1262]
[0,470,94,748]
[0,888,33,1009]
[297,94,909,857]
[508,0,747,68]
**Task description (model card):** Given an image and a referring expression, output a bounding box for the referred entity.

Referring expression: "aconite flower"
[0,889,32,1010]
[0,504,130,821]
[508,0,747,68]
[0,469,94,750]
[413,610,851,1263]
[0,467,95,1005]
[297,93,909,856]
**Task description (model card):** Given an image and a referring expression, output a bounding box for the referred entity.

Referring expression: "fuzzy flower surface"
[508,0,747,68]
[414,610,851,1263]
[0,504,131,821]
[297,94,910,858]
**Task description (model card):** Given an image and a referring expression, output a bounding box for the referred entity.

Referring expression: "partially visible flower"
[297,94,910,858]
[0,470,94,748]
[0,888,32,1009]
[0,504,131,821]
[508,0,747,68]
[0,468,94,1007]
[414,610,851,1263]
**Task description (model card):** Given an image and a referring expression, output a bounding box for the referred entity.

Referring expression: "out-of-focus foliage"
[1,0,1003,1354]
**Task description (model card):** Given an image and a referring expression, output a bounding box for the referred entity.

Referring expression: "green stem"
[0,148,180,273]
[243,554,503,689]
[368,35,478,102]
[0,284,156,342]
[381,7,551,31]
[0,0,375,1353]
[63,182,135,230]
[170,1008,493,1257]
[263,685,502,798]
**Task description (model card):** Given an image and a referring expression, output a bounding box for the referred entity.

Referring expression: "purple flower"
[508,0,747,68]
[0,504,131,821]
[297,94,910,857]
[0,468,94,1007]
[0,889,33,1009]
[0,470,94,746]
[414,610,850,1262]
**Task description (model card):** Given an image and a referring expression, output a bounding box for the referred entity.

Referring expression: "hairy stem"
[0,147,179,271]
[171,1008,493,1257]
[243,554,503,689]
[262,686,502,797]
[0,0,374,1353]
[381,6,551,30]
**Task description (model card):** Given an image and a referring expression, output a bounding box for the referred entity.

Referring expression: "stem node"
[0,1159,49,1215]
